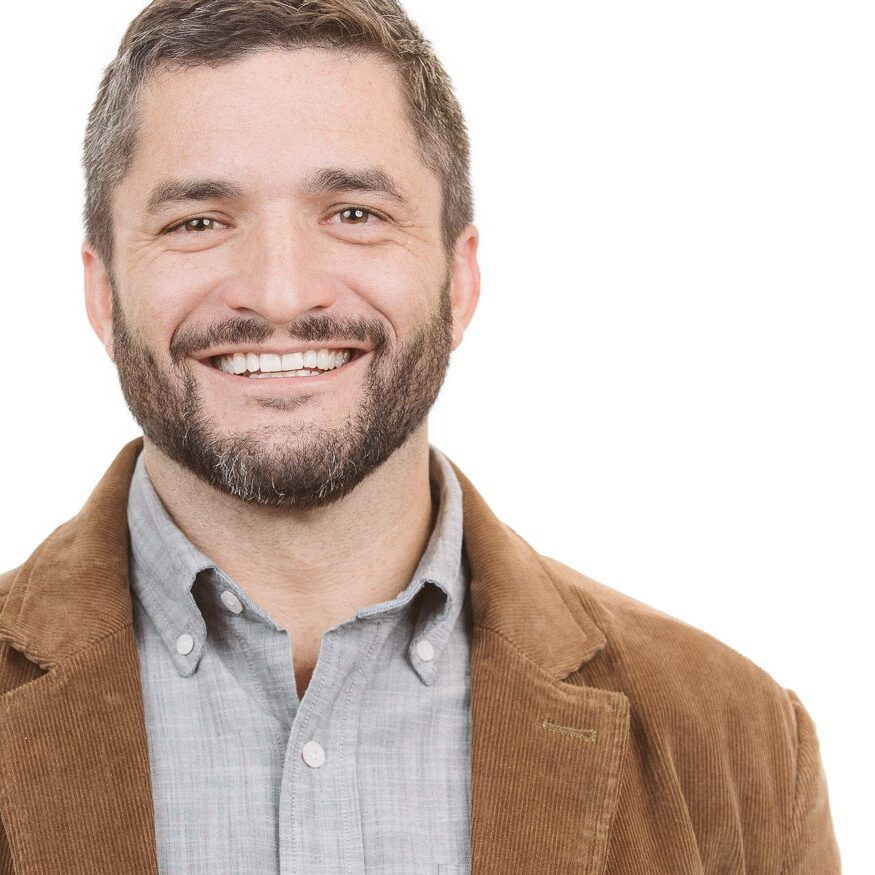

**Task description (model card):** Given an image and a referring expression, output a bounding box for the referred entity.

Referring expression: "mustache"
[170,313,389,362]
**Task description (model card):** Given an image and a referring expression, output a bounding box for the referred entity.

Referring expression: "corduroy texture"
[0,438,840,873]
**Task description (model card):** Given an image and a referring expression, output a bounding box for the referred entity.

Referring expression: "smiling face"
[83,47,479,508]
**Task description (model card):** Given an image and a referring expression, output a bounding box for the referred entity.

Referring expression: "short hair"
[82,0,473,270]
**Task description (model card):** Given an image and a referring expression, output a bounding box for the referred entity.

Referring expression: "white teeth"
[260,353,282,373]
[214,348,356,376]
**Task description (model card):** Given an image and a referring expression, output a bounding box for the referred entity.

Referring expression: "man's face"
[84,47,478,509]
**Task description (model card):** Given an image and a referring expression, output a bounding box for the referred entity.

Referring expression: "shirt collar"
[126,451,214,677]
[355,445,469,684]
[126,445,468,684]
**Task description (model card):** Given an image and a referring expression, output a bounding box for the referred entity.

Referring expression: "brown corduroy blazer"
[0,439,839,873]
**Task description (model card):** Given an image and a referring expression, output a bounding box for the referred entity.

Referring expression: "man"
[0,0,839,872]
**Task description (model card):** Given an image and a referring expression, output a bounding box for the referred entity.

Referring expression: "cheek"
[125,257,224,344]
[119,283,204,355]
[333,247,441,330]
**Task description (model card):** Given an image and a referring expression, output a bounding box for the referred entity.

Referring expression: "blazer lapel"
[453,464,630,874]
[0,440,629,874]
[0,441,159,874]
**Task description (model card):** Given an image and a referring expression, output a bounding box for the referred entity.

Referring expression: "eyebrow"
[303,167,409,205]
[145,178,244,215]
[145,166,409,215]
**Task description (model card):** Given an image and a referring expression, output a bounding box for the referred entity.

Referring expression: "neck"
[140,426,436,635]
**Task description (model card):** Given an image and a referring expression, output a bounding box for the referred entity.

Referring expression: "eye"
[335,207,381,225]
[165,216,228,234]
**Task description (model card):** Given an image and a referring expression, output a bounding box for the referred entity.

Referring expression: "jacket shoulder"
[544,554,791,699]
[542,555,840,869]
[0,566,19,614]
[541,553,808,763]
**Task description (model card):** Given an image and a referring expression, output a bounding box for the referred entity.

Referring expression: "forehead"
[121,46,435,204]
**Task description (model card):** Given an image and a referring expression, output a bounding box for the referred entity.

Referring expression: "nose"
[223,213,338,324]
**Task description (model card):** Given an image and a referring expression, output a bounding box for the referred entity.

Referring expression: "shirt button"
[220,590,243,614]
[176,633,194,655]
[302,741,326,768]
[416,638,435,662]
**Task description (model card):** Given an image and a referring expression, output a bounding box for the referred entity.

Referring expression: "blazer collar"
[449,460,608,676]
[0,441,140,669]
[0,438,629,873]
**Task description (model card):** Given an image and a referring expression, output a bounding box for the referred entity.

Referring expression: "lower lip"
[198,351,369,387]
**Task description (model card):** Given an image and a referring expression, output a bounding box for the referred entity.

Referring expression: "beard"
[111,278,454,510]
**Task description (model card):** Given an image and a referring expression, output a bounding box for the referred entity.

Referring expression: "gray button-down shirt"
[126,446,472,874]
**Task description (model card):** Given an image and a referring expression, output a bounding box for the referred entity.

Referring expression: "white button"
[302,741,326,768]
[175,633,194,655]
[416,639,435,662]
[220,590,243,614]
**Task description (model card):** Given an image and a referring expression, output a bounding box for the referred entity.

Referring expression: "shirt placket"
[279,614,390,874]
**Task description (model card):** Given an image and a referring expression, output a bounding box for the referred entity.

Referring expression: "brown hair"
[82,0,473,270]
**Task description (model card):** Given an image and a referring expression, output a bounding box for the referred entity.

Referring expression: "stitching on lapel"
[541,718,598,742]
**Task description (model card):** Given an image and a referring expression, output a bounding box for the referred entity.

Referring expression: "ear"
[448,224,481,351]
[82,241,116,360]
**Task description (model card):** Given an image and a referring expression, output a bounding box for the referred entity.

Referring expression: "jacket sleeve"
[781,689,841,873]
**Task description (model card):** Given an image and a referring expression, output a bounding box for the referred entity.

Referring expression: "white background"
[1,1,871,867]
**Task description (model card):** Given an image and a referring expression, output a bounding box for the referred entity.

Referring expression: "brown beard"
[110,278,454,510]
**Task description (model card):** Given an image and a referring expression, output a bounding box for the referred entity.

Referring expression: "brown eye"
[339,208,372,224]
[180,217,217,232]
[165,216,227,235]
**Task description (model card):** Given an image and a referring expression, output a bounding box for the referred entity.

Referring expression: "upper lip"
[195,344,369,362]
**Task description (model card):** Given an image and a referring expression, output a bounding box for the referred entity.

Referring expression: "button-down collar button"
[302,740,326,768]
[175,633,194,655]
[415,638,435,662]
[220,590,244,614]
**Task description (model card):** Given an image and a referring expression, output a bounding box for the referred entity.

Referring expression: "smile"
[210,347,359,379]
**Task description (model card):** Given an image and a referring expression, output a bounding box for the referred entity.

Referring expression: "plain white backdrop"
[1,1,870,867]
